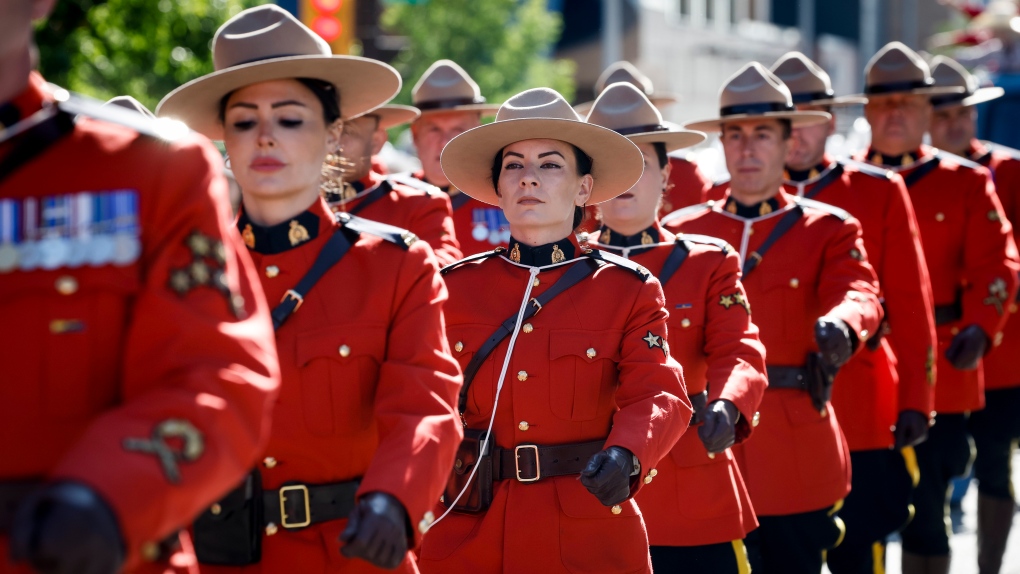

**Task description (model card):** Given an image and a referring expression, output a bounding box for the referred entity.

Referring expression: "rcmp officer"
[586,82,768,574]
[854,42,1020,574]
[157,6,463,572]
[0,2,281,573]
[576,61,713,217]
[770,51,938,574]
[416,88,692,573]
[326,103,463,267]
[661,63,885,574]
[929,55,1020,574]
[405,60,504,256]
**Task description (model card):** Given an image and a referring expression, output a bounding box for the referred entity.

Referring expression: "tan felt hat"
[157,4,400,140]
[683,62,831,132]
[104,96,155,118]
[929,56,1005,110]
[440,87,643,206]
[770,52,867,106]
[356,104,421,130]
[574,61,679,114]
[585,82,705,152]
[411,60,500,116]
[854,41,964,99]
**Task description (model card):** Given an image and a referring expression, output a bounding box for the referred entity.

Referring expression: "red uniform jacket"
[205,199,463,573]
[409,170,511,257]
[591,224,766,546]
[662,154,713,216]
[663,190,883,516]
[418,235,691,574]
[855,146,1020,413]
[969,140,1020,391]
[328,171,462,267]
[0,73,280,573]
[783,156,937,451]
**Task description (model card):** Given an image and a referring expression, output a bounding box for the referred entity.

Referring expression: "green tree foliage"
[35,0,260,111]
[380,0,576,107]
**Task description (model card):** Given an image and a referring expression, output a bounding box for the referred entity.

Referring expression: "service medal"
[472,223,488,242]
[38,236,70,270]
[89,234,116,266]
[0,243,19,272]
[113,233,141,266]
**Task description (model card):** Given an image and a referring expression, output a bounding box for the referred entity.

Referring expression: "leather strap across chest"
[742,206,804,277]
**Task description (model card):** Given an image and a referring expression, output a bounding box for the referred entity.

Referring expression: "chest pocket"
[549,329,622,421]
[446,323,499,415]
[295,323,386,436]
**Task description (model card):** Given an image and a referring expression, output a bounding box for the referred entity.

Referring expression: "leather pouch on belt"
[442,428,494,514]
[193,470,263,565]
[806,352,836,414]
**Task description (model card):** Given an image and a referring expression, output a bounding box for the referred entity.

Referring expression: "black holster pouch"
[442,429,493,514]
[866,297,888,352]
[806,352,837,414]
[193,470,263,565]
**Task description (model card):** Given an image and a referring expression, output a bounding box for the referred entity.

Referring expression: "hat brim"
[416,103,501,117]
[574,94,678,115]
[932,87,1006,110]
[358,105,421,130]
[806,95,870,106]
[156,55,400,140]
[440,118,644,206]
[848,85,966,100]
[628,126,707,153]
[683,110,831,133]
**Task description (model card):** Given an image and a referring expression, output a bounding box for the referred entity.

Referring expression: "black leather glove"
[893,409,930,448]
[815,317,854,369]
[339,492,409,570]
[9,482,124,574]
[579,446,635,507]
[945,324,989,370]
[698,400,739,454]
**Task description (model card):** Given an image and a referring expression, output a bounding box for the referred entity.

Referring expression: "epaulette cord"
[660,202,713,226]
[936,149,982,171]
[794,197,852,221]
[675,233,734,254]
[388,173,441,195]
[585,249,651,282]
[440,248,505,275]
[841,158,895,180]
[336,212,417,250]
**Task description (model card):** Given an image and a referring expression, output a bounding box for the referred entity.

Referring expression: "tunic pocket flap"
[295,323,386,366]
[549,329,622,363]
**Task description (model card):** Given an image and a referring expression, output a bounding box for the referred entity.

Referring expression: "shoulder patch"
[440,249,504,275]
[935,150,982,171]
[337,213,417,250]
[841,158,895,180]
[794,197,852,221]
[675,233,734,254]
[983,141,1020,161]
[660,202,714,226]
[388,173,441,195]
[586,249,651,282]
[58,93,190,142]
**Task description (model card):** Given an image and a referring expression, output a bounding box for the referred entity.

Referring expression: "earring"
[319,149,347,198]
[224,154,231,170]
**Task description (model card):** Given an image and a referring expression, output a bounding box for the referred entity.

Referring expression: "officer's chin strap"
[427,266,542,531]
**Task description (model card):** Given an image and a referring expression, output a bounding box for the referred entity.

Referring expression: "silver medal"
[38,236,70,270]
[89,234,116,267]
[18,241,39,271]
[472,223,488,242]
[0,243,19,272]
[112,233,141,266]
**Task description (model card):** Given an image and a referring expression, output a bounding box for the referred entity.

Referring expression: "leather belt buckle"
[514,445,541,482]
[281,290,304,312]
[279,484,311,529]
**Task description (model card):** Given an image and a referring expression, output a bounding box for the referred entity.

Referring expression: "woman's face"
[496,139,593,234]
[598,143,668,230]
[222,79,340,203]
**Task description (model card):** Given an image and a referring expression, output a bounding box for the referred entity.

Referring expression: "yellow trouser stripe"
[872,541,886,574]
[732,539,752,574]
[901,446,920,487]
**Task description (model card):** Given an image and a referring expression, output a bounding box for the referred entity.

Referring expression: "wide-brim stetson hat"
[683,62,831,133]
[929,56,1005,110]
[586,82,705,152]
[104,96,156,118]
[441,87,644,206]
[770,52,867,106]
[355,104,421,130]
[850,41,964,100]
[411,60,500,117]
[574,61,679,114]
[156,4,400,140]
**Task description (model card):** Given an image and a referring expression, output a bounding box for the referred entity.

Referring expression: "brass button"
[748,227,755,235]
[210,503,222,515]
[517,371,528,381]
[55,275,78,295]
[265,265,280,278]
[935,212,945,222]
[1011,303,1018,313]
[454,341,464,352]
[586,348,597,359]
[418,518,430,534]
[643,475,653,484]
[418,511,435,535]
[708,452,716,459]
[454,458,463,470]
[265,523,278,536]
[533,277,541,287]
[649,468,658,478]
[140,541,159,562]
[263,456,277,469]
[339,345,351,357]
[681,318,691,328]
[522,323,534,333]
[518,421,530,431]
[752,412,761,427]
[951,327,960,336]
[860,329,869,340]
[611,505,622,515]
[789,278,800,289]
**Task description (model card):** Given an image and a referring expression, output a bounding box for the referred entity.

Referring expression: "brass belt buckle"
[514,444,541,482]
[279,484,311,529]
[281,290,304,312]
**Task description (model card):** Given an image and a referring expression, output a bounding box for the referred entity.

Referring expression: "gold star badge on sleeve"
[167,230,245,317]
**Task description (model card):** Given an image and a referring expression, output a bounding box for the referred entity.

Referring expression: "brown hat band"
[865,79,932,94]
[929,93,969,107]
[416,96,486,111]
[615,123,671,136]
[720,101,794,116]
[791,90,834,103]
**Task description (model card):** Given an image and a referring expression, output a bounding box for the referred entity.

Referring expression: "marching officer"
[586,82,768,574]
[854,41,1020,574]
[770,51,938,574]
[327,103,463,266]
[929,55,1020,574]
[157,6,463,572]
[661,62,884,574]
[405,60,503,256]
[1,1,280,573]
[417,87,691,573]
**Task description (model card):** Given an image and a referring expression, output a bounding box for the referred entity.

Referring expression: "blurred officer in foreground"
[0,1,281,573]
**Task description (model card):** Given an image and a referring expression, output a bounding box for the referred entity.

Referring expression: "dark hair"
[490,143,593,230]
[778,119,793,139]
[652,142,668,169]
[218,77,341,125]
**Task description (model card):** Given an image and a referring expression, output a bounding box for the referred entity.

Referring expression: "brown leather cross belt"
[766,365,810,390]
[261,480,359,530]
[494,440,605,482]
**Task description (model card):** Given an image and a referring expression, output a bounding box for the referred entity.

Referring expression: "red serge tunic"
[408,170,511,257]
[783,156,937,451]
[418,235,691,574]
[855,146,1020,413]
[0,73,280,573]
[204,199,463,573]
[590,223,766,546]
[661,154,713,215]
[663,191,883,516]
